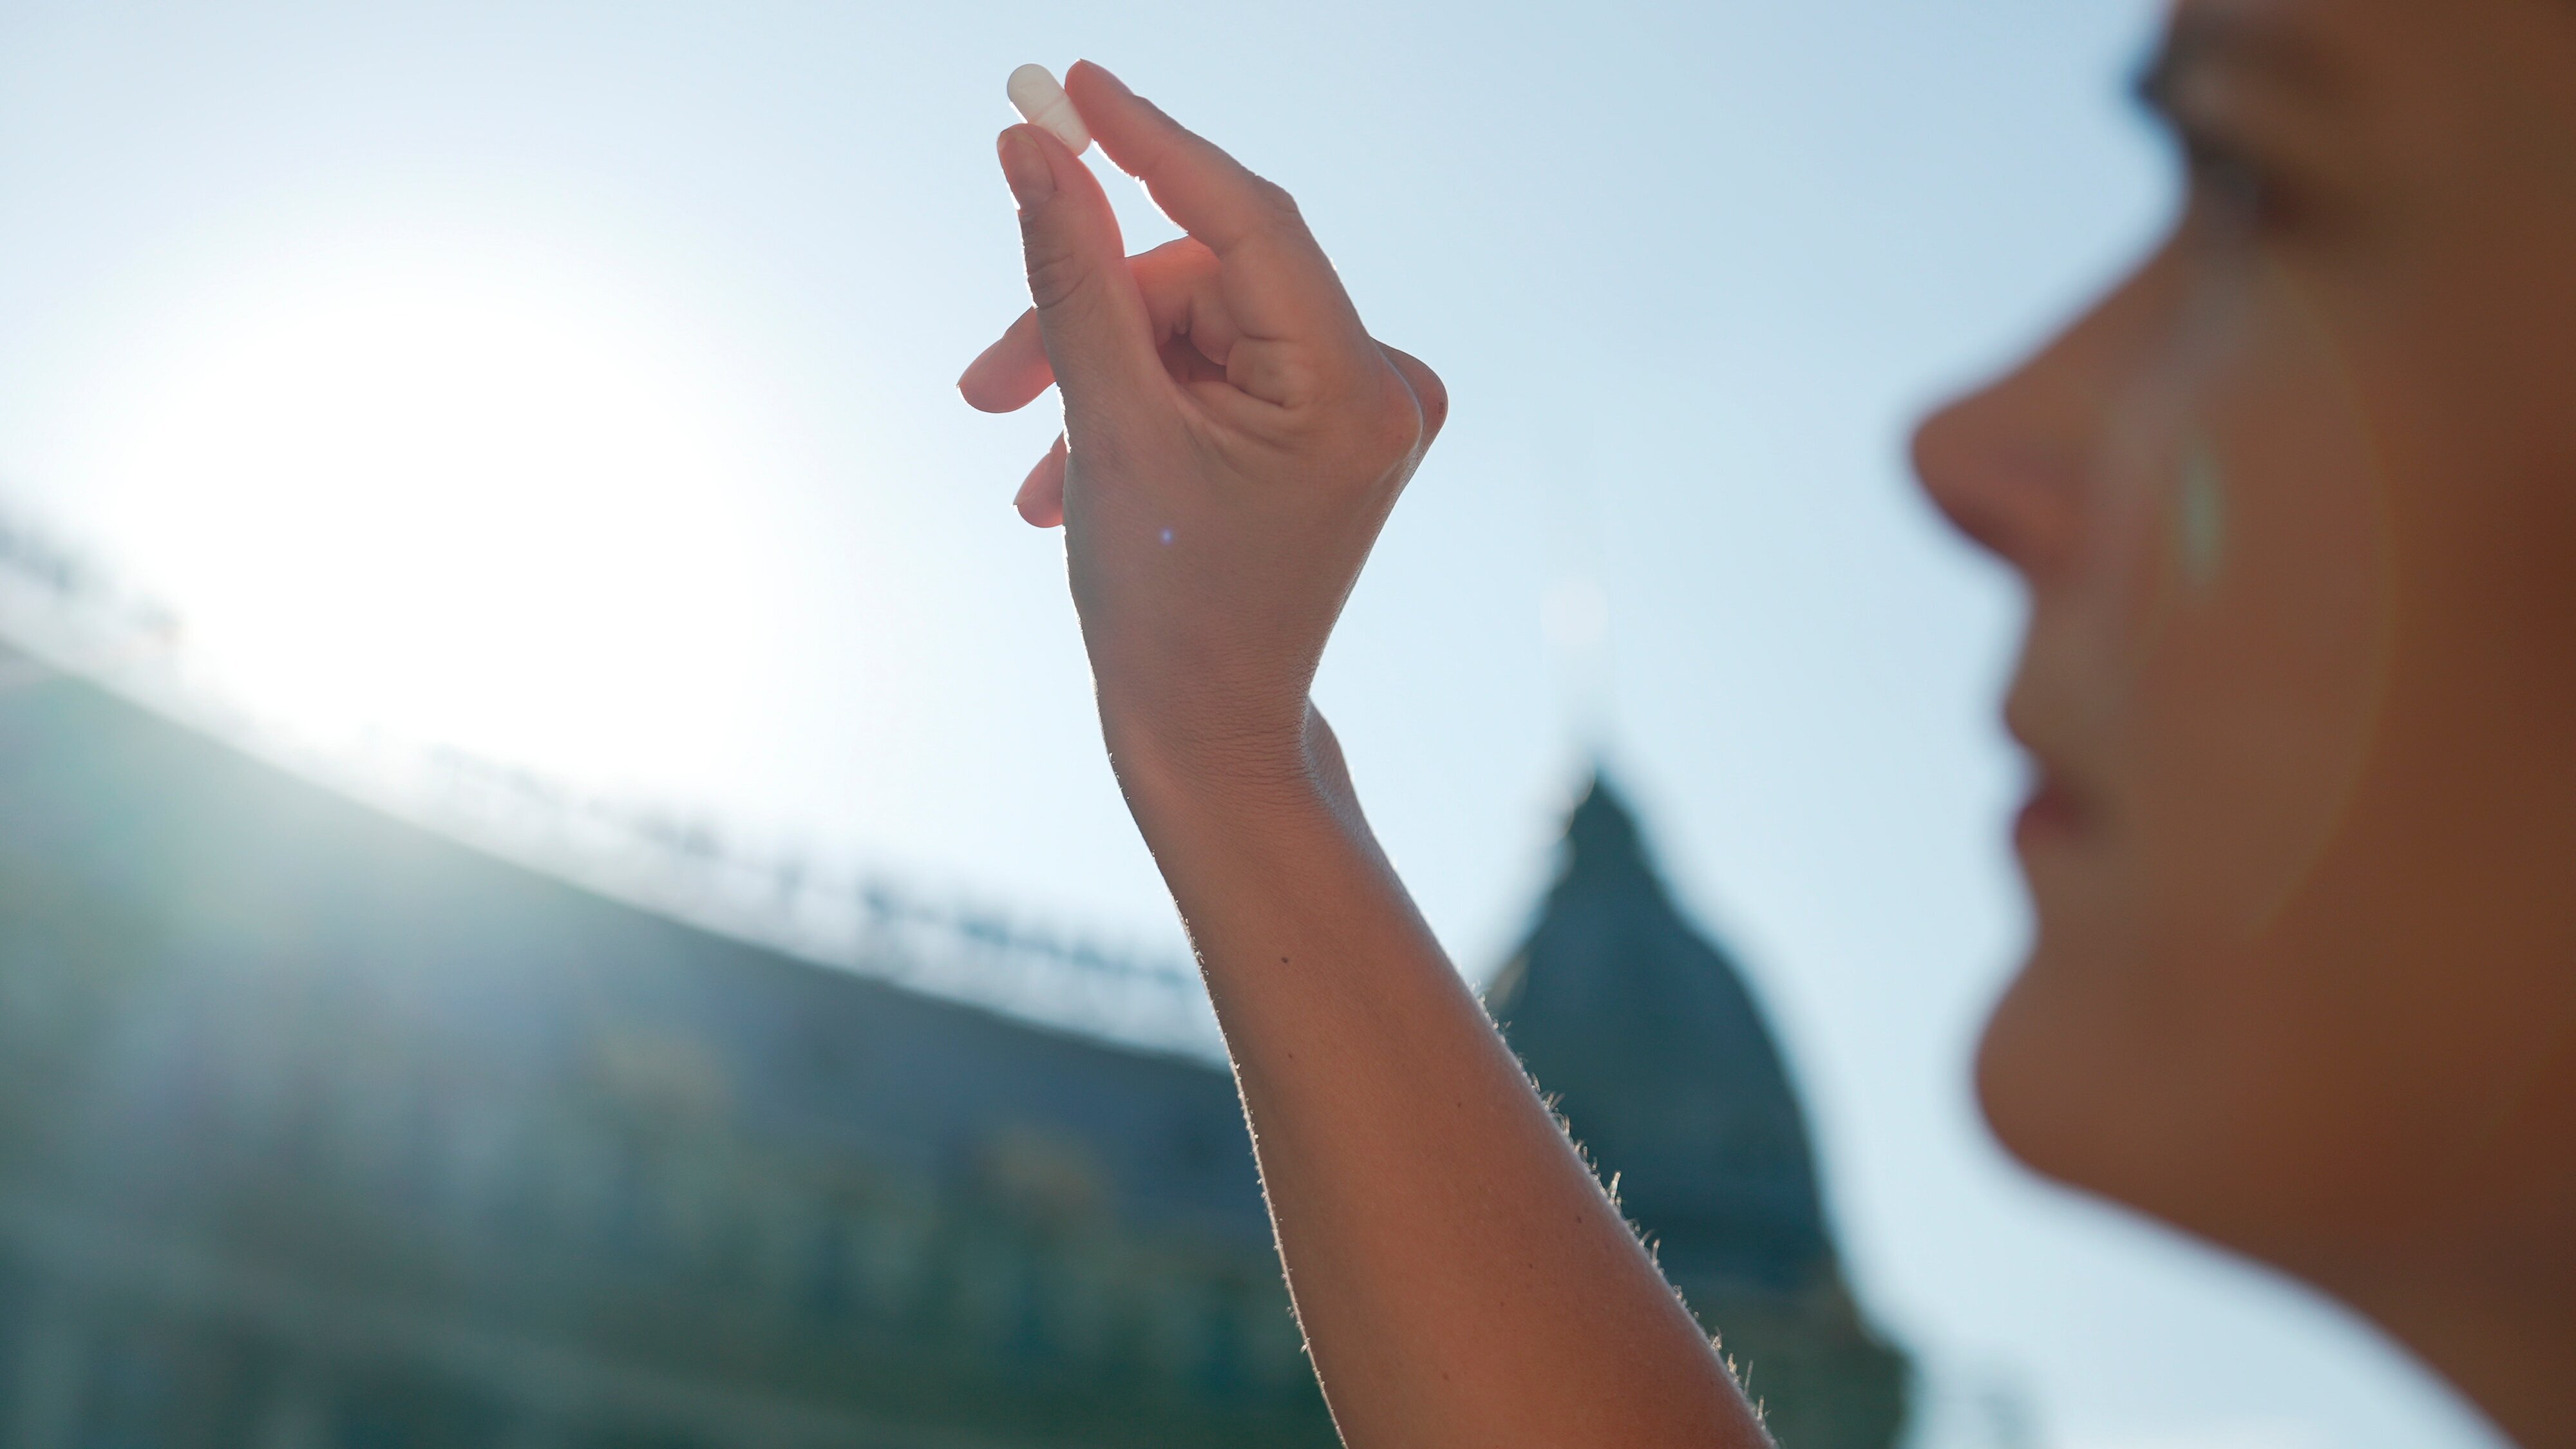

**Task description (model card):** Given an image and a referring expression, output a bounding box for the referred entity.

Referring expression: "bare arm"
[959,63,1766,1449]
[1123,712,1761,1448]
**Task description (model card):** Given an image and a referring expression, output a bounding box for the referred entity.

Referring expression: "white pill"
[1007,64,1091,155]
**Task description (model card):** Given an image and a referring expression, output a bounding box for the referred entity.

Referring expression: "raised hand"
[958,62,1446,799]
[958,64,1758,1449]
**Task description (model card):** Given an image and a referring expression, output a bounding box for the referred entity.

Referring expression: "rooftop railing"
[0,500,1222,1063]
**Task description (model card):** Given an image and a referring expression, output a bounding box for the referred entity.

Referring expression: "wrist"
[1101,697,1317,810]
[1103,700,1397,945]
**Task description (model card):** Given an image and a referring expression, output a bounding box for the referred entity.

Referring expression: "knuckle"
[1022,241,1091,313]
[1409,363,1449,431]
[1134,131,1190,192]
[1331,363,1426,473]
[1130,237,1216,297]
[1370,390,1425,467]
[1250,177,1304,229]
[1393,368,1447,446]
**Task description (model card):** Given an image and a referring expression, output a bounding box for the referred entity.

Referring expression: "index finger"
[1064,61,1363,343]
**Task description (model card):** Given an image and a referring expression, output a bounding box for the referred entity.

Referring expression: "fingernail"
[999,129,1054,207]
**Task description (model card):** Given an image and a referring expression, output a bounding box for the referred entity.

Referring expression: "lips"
[2004,681,2095,853]
[2014,768,2092,853]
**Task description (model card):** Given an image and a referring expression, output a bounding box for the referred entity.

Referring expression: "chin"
[1975,919,2385,1277]
[1973,927,2210,1233]
[1974,951,2106,1187]
[1978,856,2144,1187]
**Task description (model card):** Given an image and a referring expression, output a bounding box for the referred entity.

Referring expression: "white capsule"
[1007,64,1091,156]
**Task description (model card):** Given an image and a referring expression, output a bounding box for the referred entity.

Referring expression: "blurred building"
[1488,781,1909,1449]
[0,635,1905,1449]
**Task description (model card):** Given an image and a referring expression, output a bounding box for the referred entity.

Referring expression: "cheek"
[1982,273,2397,1204]
[2020,303,2391,995]
[2123,359,2391,960]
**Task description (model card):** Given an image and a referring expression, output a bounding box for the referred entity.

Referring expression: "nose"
[1910,254,2174,588]
[1910,374,2085,587]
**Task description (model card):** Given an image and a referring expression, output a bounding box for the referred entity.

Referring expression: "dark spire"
[1488,773,1833,1292]
[1560,772,1648,876]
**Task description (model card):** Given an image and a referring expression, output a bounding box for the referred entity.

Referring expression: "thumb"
[999,124,1160,406]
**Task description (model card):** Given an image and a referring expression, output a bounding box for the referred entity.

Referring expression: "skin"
[959,3,2576,1443]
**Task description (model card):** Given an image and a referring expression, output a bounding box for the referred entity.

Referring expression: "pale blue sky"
[0,3,2508,1446]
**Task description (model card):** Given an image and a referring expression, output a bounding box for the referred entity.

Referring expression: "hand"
[958,62,1446,802]
[958,72,1763,1449]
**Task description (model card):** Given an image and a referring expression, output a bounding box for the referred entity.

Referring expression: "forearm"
[967,60,1744,1447]
[1113,708,1768,1449]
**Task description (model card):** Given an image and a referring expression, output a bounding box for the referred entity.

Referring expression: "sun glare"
[76,244,795,785]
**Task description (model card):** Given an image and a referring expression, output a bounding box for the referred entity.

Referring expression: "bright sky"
[0,3,2510,1446]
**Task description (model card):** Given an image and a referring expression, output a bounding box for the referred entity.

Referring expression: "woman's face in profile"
[1915,0,2576,1276]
